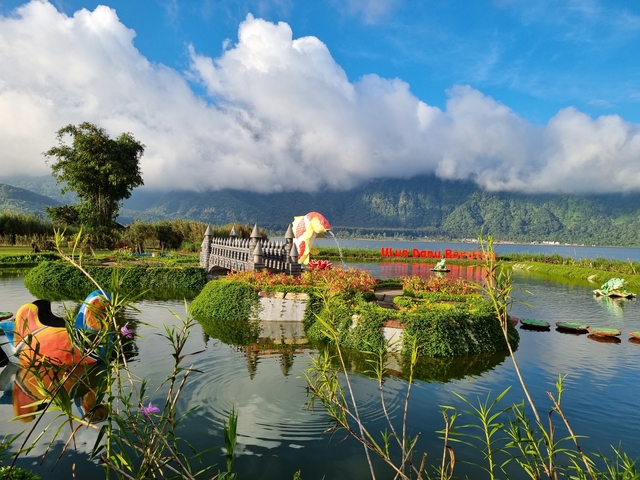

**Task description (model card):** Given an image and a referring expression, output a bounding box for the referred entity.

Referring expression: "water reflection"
[0,361,107,423]
[3,269,640,479]
[594,295,634,317]
[376,262,486,282]
[587,334,622,344]
[199,317,261,345]
[334,347,508,383]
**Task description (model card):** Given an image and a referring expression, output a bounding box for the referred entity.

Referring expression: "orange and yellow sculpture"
[292,212,331,265]
[0,290,110,367]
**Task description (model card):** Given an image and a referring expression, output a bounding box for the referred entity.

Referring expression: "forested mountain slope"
[119,175,640,246]
[0,183,59,214]
[3,175,640,246]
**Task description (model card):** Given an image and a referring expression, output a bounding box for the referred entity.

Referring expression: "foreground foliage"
[303,235,640,479]
[1,234,238,480]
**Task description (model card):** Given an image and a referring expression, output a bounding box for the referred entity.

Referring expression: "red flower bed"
[226,267,376,296]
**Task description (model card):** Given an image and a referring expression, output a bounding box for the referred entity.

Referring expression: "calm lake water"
[2,254,640,478]
[314,237,640,262]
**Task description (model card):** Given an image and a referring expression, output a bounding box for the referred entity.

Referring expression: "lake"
[1,259,640,478]
[314,237,640,262]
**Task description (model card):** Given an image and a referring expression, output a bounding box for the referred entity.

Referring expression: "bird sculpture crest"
[292,212,331,265]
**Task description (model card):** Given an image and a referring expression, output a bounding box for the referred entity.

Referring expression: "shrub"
[400,297,519,357]
[23,262,206,300]
[190,280,260,323]
[0,466,42,480]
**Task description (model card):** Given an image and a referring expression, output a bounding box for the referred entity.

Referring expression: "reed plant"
[303,234,640,479]
[0,230,237,479]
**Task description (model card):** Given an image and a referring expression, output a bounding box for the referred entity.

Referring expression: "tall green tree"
[44,122,145,246]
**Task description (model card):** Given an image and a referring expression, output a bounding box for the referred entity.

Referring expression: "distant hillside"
[117,175,640,246]
[0,174,75,203]
[5,175,640,246]
[0,183,59,214]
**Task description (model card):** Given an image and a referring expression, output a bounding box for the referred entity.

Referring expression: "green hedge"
[306,293,517,358]
[23,261,207,300]
[190,280,261,346]
[188,277,518,358]
[0,252,60,268]
[399,297,519,357]
[190,280,260,322]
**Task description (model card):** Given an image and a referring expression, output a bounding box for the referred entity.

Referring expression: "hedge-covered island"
[24,261,207,300]
[190,267,519,357]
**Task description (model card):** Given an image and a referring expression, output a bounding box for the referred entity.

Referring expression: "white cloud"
[2,2,640,194]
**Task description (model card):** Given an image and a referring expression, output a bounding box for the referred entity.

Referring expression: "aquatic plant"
[0,230,237,479]
[303,233,639,479]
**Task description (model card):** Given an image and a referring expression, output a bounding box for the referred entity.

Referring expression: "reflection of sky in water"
[2,271,640,478]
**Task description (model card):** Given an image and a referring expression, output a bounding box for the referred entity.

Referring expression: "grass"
[508,261,640,291]
[0,246,200,269]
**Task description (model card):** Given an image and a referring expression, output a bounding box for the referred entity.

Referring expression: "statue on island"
[292,212,331,265]
[431,258,449,272]
[594,278,636,298]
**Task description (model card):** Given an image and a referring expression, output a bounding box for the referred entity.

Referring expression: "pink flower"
[140,402,160,418]
[120,323,134,339]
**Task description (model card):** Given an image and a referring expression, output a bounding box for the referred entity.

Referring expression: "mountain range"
[2,174,640,246]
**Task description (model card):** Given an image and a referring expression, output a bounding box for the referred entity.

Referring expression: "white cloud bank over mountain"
[2,1,640,194]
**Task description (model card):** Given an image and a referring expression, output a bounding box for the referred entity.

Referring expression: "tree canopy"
[45,122,145,245]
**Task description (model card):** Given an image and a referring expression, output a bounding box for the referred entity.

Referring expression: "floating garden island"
[190,263,519,358]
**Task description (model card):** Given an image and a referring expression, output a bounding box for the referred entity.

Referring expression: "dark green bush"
[23,261,206,300]
[400,298,519,357]
[190,280,260,323]
[306,294,396,352]
[0,253,60,267]
[306,294,356,344]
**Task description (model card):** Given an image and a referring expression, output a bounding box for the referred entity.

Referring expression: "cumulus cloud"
[2,1,640,194]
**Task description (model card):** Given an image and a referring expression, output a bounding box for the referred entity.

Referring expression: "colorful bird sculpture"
[0,290,111,367]
[292,212,331,265]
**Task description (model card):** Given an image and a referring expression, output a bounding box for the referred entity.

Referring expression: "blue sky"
[1,0,640,194]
